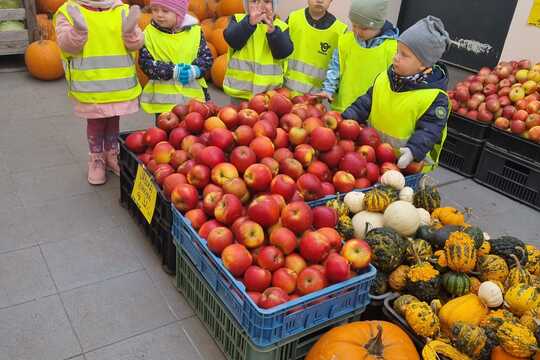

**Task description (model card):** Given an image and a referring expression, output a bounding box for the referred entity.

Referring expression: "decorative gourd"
[406,239,432,264]
[343,192,365,214]
[490,346,524,360]
[422,340,471,360]
[365,227,407,273]
[445,231,477,273]
[404,301,440,338]
[526,245,540,276]
[489,236,528,267]
[306,321,420,360]
[433,250,448,272]
[393,294,419,316]
[506,254,533,289]
[388,265,409,291]
[370,272,389,296]
[464,226,484,249]
[24,40,64,81]
[478,241,491,257]
[478,255,509,283]
[406,262,441,302]
[399,186,414,203]
[496,322,537,358]
[478,281,504,307]
[383,201,421,237]
[519,308,540,333]
[469,277,481,294]
[442,272,471,296]
[326,196,349,217]
[451,322,488,359]
[438,294,488,335]
[380,170,405,190]
[351,211,384,239]
[416,208,432,227]
[363,188,392,213]
[481,310,518,333]
[504,284,540,316]
[430,225,464,250]
[413,177,441,213]
[432,207,466,226]
[337,215,354,240]
[430,299,442,315]
[378,185,399,203]
[416,225,437,242]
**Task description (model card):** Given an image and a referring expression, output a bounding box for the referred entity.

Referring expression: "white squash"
[483,232,490,241]
[383,200,420,236]
[380,170,405,190]
[478,281,504,307]
[399,187,414,203]
[352,211,384,238]
[344,192,365,214]
[416,208,432,226]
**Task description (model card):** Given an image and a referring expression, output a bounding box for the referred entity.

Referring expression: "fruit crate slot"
[474,143,540,211]
[171,202,376,348]
[120,171,176,274]
[447,112,491,140]
[439,129,484,177]
[175,243,365,360]
[0,0,37,56]
[486,126,540,164]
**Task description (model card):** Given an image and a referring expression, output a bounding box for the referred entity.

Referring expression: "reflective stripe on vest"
[141,23,206,114]
[332,32,397,112]
[223,14,287,100]
[284,8,347,96]
[55,3,141,104]
[368,71,449,173]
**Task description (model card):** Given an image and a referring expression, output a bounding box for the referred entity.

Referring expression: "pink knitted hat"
[151,0,188,26]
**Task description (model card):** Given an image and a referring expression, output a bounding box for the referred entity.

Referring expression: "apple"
[308,127,336,152]
[280,113,303,131]
[172,104,189,119]
[222,244,253,277]
[358,127,381,148]
[211,162,239,186]
[499,96,511,107]
[203,183,222,197]
[259,287,289,309]
[185,208,207,230]
[180,135,199,153]
[152,141,174,164]
[268,94,293,117]
[279,158,304,180]
[375,143,397,164]
[236,109,259,128]
[248,94,269,114]
[187,164,211,189]
[257,246,285,272]
[339,152,367,178]
[317,228,343,252]
[217,106,239,129]
[273,148,293,163]
[281,201,313,234]
[209,128,234,151]
[478,109,494,123]
[494,117,510,130]
[297,267,326,295]
[214,194,243,225]
[230,146,257,174]
[236,220,265,248]
[198,219,222,239]
[509,86,526,102]
[364,162,380,184]
[137,153,151,165]
[248,195,281,228]
[296,173,322,201]
[526,114,540,129]
[243,265,272,293]
[188,142,205,160]
[170,150,188,169]
[154,164,175,185]
[260,111,280,128]
[513,109,529,122]
[403,161,424,175]
[338,120,362,141]
[320,182,335,196]
[332,171,355,193]
[244,163,273,192]
[272,268,297,294]
[529,126,540,143]
[338,140,356,154]
[291,103,309,120]
[307,161,331,182]
[203,191,223,216]
[171,183,198,212]
[357,145,376,163]
[299,231,330,263]
[204,116,227,132]
[156,111,179,132]
[223,178,250,204]
[143,127,168,148]
[207,227,234,256]
[455,86,470,102]
[312,206,338,229]
[341,239,372,269]
[469,81,483,94]
[285,253,307,275]
[294,144,316,168]
[511,120,527,134]
[146,159,158,174]
[303,117,324,134]
[325,253,351,283]
[260,157,280,177]
[502,105,517,119]
[177,159,195,175]
[184,112,205,134]
[163,173,187,199]
[188,100,210,118]
[322,113,339,130]
[196,146,226,168]
[269,227,297,255]
[270,174,296,201]
[288,127,308,146]
[249,136,275,160]
[467,98,480,110]
[380,162,400,174]
[253,120,277,140]
[527,100,540,114]
[355,178,371,189]
[498,86,511,97]
[274,128,289,149]
[234,125,255,146]
[125,131,146,154]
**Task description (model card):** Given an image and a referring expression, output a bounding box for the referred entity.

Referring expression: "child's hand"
[249,7,264,26]
[398,147,414,169]
[66,5,87,32]
[178,64,201,85]
[261,14,275,33]
[122,5,141,34]
[315,91,334,102]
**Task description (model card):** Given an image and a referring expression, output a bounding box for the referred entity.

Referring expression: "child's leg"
[104,116,120,176]
[86,118,107,185]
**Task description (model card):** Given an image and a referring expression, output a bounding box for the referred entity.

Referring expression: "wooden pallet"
[0,0,37,56]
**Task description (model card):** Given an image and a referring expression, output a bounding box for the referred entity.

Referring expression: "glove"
[397,147,414,169]
[178,64,201,85]
[66,5,87,32]
[122,5,140,34]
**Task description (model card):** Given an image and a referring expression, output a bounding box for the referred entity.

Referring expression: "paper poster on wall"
[528,0,540,27]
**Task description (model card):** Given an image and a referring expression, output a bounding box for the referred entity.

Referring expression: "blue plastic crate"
[171,206,376,348]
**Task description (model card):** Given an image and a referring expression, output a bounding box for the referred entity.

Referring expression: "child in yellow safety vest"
[139,0,213,117]
[55,0,144,185]
[317,0,399,112]
[223,0,294,101]
[343,16,452,173]
[284,0,347,97]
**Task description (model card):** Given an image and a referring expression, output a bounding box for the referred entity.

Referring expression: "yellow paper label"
[529,0,540,27]
[131,164,157,223]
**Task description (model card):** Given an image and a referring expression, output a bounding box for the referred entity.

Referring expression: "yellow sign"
[131,164,157,223]
[528,0,540,27]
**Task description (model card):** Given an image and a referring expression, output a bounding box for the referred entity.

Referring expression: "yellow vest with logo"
[332,32,396,112]
[368,71,449,173]
[284,8,347,97]
[140,23,207,114]
[223,14,288,100]
[55,3,141,104]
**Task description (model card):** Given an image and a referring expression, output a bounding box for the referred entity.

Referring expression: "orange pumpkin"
[25,40,64,81]
[207,0,219,17]
[138,12,152,30]
[306,321,420,360]
[217,0,244,17]
[134,53,148,87]
[207,42,217,59]
[491,346,524,360]
[36,14,56,41]
[37,0,66,14]
[208,28,228,55]
[214,15,230,30]
[201,19,214,40]
[189,0,208,21]
[211,54,227,88]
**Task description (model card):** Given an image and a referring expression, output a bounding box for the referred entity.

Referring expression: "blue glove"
[178,64,201,85]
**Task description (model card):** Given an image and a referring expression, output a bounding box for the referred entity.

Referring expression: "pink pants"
[87,116,119,153]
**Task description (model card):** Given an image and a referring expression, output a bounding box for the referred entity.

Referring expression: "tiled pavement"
[0,65,538,360]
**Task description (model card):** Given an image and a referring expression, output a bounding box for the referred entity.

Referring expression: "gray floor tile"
[177,317,226,360]
[0,295,81,360]
[4,142,77,174]
[0,207,37,253]
[0,247,56,308]
[0,174,23,212]
[41,226,143,292]
[155,278,194,321]
[430,167,466,186]
[61,271,175,352]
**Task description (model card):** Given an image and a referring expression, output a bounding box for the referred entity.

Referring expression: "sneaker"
[105,149,120,176]
[88,153,107,185]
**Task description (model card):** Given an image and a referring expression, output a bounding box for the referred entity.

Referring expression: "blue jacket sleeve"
[267,28,294,59]
[406,93,450,160]
[320,49,340,94]
[138,46,174,81]
[223,16,257,51]
[341,86,374,123]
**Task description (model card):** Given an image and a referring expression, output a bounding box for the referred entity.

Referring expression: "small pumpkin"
[481,309,518,333]
[432,207,466,226]
[469,277,481,295]
[422,340,471,360]
[463,226,484,249]
[433,249,448,272]
[326,195,349,217]
[380,170,405,190]
[399,186,414,203]
[337,214,355,240]
[439,294,488,335]
[413,177,441,213]
[383,201,421,237]
[490,346,523,360]
[363,188,392,213]
[351,211,384,239]
[442,272,471,296]
[378,185,400,203]
[388,265,409,291]
[406,262,441,302]
[370,272,389,296]
[526,245,540,276]
[416,208,432,226]
[506,254,533,289]
[451,322,488,358]
[519,309,540,333]
[445,231,477,273]
[478,255,509,283]
[405,301,440,338]
[504,284,540,316]
[210,54,228,88]
[416,225,437,242]
[393,294,419,316]
[365,227,407,273]
[478,281,504,307]
[406,239,433,264]
[478,241,491,257]
[496,321,537,358]
[343,192,364,214]
[430,225,464,250]
[489,236,528,267]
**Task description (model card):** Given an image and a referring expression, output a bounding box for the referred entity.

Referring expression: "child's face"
[393,42,427,76]
[308,0,332,13]
[352,23,381,41]
[151,5,177,29]
[247,0,273,15]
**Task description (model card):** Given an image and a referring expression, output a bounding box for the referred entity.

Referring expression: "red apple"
[269,94,293,117]
[184,112,205,134]
[249,136,275,160]
[238,108,259,127]
[285,253,307,275]
[259,287,289,309]
[318,228,343,252]
[154,164,175,185]
[307,161,331,182]
[281,201,313,234]
[188,142,205,160]
[230,146,257,174]
[253,120,277,140]
[339,152,367,178]
[303,117,324,134]
[297,267,326,295]
[332,171,355,193]
[260,111,280,128]
[207,226,234,256]
[272,268,297,294]
[203,191,223,216]
[223,178,249,204]
[320,182,335,196]
[177,159,195,175]
[209,128,234,151]
[494,117,510,130]
[270,174,296,201]
[196,146,226,168]
[248,94,269,114]
[170,150,188,169]
[187,164,211,189]
[269,227,297,255]
[325,253,351,283]
[274,128,289,149]
[529,126,540,143]
[338,140,356,154]
[198,219,222,239]
[273,148,293,163]
[163,173,187,199]
[312,206,338,229]
[233,125,255,146]
[222,244,253,277]
[257,246,285,272]
[279,158,304,180]
[247,195,281,228]
[294,144,316,169]
[299,231,331,263]
[236,220,265,249]
[185,208,207,230]
[188,100,211,118]
[341,239,372,269]
[288,127,308,146]
[320,145,345,169]
[218,106,239,129]
[375,143,397,164]
[513,109,529,122]
[214,194,243,225]
[297,173,322,201]
[511,120,527,134]
[338,120,362,140]
[526,113,540,129]
[310,127,336,152]
[203,184,222,197]
[181,135,199,153]
[138,153,151,165]
[152,141,175,164]
[358,127,381,148]
[156,111,179,132]
[143,127,168,148]
[502,105,517,119]
[280,113,303,131]
[365,162,380,184]
[171,183,198,212]
[355,178,372,189]
[125,132,146,153]
[527,100,540,114]
[172,104,189,120]
[244,163,273,192]
[243,265,272,293]
[211,162,239,186]
[260,157,279,177]
[291,103,309,120]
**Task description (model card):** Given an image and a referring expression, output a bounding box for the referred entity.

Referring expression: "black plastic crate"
[474,143,540,211]
[120,171,176,274]
[486,126,540,163]
[439,129,484,177]
[447,112,491,140]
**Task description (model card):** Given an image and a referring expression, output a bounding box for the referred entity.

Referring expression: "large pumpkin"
[134,53,148,87]
[36,14,55,41]
[306,321,420,360]
[201,19,214,40]
[217,0,244,16]
[138,12,152,30]
[37,0,65,14]
[211,54,227,88]
[208,27,228,55]
[25,40,64,81]
[214,15,230,30]
[189,0,209,21]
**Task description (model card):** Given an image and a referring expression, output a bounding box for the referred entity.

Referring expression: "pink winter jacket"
[55,0,145,119]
